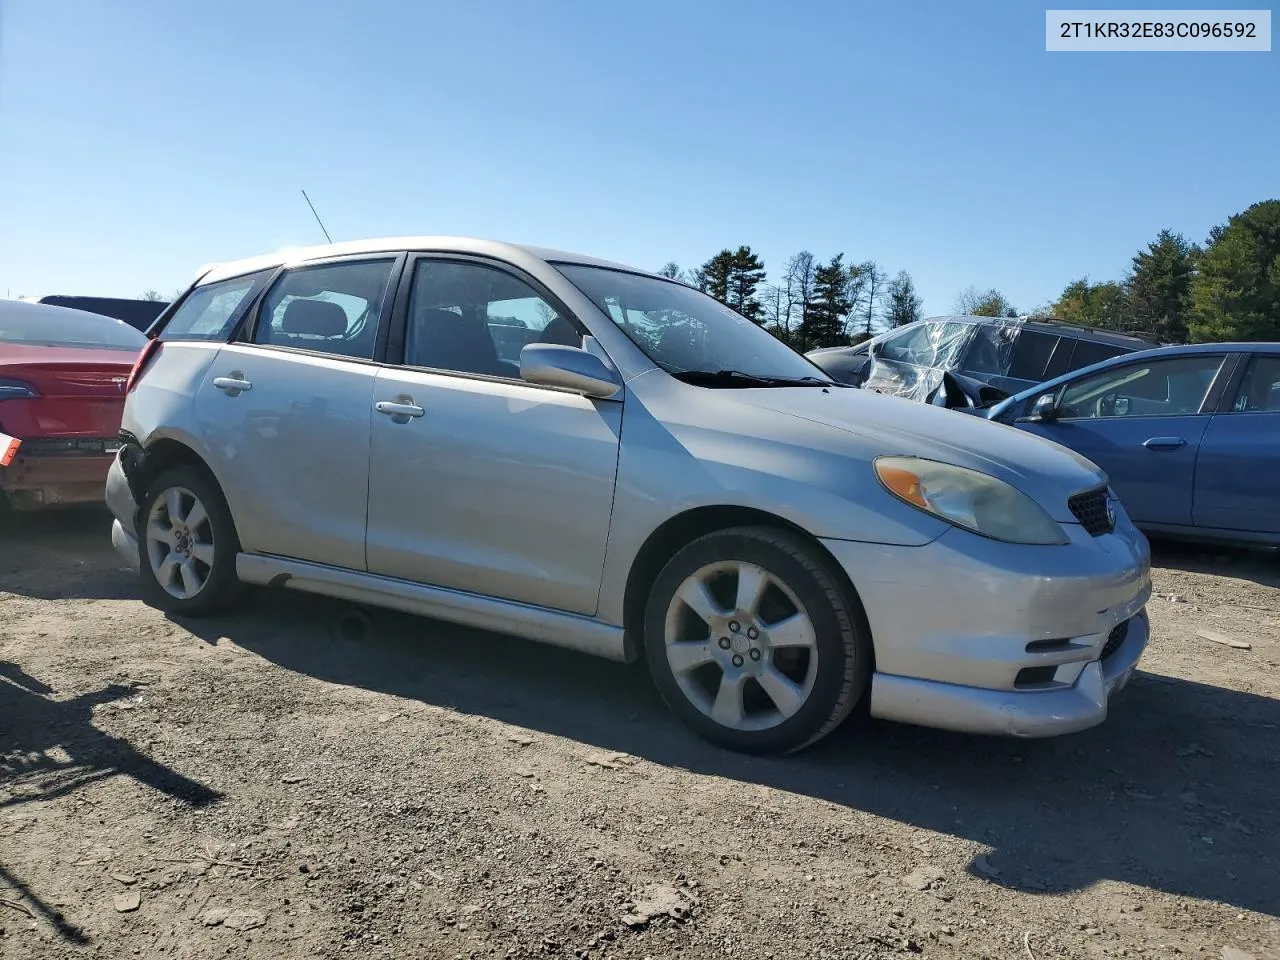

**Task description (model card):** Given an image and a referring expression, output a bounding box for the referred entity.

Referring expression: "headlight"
[874,456,1068,545]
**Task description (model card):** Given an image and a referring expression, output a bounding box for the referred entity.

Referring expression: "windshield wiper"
[672,369,835,388]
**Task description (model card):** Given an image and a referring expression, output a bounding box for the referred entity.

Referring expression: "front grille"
[1100,618,1129,660]
[1068,486,1114,536]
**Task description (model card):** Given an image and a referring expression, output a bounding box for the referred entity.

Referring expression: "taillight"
[125,339,164,394]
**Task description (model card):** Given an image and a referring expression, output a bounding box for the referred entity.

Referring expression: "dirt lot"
[1,508,1277,960]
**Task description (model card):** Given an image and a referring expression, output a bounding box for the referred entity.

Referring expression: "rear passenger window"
[253,259,396,361]
[1006,331,1059,381]
[1232,356,1280,412]
[159,271,273,342]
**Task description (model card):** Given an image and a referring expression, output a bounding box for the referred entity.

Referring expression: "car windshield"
[554,264,831,385]
[0,301,148,351]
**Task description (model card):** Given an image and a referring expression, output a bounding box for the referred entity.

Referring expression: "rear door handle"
[375,400,425,421]
[213,376,252,395]
[1143,436,1187,450]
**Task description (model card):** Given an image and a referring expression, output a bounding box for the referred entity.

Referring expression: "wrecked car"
[807,315,1155,405]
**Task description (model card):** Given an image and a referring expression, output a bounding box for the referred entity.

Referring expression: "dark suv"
[807,316,1156,403]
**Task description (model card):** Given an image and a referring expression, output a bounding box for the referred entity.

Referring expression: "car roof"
[0,296,137,328]
[997,341,1279,405]
[919,314,1155,347]
[197,236,654,286]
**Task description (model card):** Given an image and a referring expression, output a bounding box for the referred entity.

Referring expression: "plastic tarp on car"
[860,317,1019,403]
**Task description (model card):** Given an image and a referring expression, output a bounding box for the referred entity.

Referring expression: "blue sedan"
[982,342,1280,546]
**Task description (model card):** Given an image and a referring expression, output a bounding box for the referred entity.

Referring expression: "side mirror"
[519,343,622,399]
[1026,393,1060,422]
[867,339,882,358]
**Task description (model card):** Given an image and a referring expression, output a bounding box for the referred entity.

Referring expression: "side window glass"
[254,259,395,361]
[961,323,1015,375]
[159,271,273,342]
[1058,355,1224,420]
[1006,330,1059,381]
[1232,356,1280,412]
[880,321,971,368]
[405,260,581,377]
[1067,339,1128,373]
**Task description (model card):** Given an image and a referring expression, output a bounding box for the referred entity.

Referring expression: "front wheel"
[137,465,244,617]
[644,526,871,754]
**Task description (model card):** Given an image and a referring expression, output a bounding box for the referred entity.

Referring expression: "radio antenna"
[300,188,333,243]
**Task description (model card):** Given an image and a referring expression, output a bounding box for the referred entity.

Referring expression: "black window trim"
[383,252,597,391]
[1043,352,1235,422]
[232,252,409,368]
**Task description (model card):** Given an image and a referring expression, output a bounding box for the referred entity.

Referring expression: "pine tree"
[801,255,851,349]
[727,246,766,323]
[1189,200,1280,343]
[657,262,684,281]
[696,250,735,304]
[1127,230,1197,342]
[884,271,923,327]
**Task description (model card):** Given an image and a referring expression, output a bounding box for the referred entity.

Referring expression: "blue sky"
[1,0,1275,317]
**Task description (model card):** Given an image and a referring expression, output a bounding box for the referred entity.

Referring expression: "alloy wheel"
[145,486,216,600]
[663,560,819,732]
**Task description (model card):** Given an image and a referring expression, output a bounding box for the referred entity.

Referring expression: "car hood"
[742,387,1107,522]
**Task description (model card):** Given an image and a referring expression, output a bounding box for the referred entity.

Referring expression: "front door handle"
[1143,436,1187,450]
[375,399,425,422]
[213,375,252,396]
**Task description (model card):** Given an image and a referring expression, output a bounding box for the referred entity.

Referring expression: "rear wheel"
[644,526,870,754]
[137,465,243,617]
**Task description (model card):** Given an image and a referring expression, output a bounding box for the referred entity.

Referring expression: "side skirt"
[236,553,630,662]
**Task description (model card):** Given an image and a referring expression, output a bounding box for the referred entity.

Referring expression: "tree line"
[658,249,926,352]
[1042,199,1279,344]
[661,197,1278,351]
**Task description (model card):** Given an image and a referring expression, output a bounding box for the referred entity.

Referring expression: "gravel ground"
[1,507,1277,960]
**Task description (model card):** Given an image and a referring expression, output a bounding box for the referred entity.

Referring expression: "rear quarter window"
[158,270,274,342]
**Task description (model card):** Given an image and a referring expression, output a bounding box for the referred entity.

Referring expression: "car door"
[196,254,403,570]
[1193,353,1280,535]
[365,255,622,615]
[1018,352,1230,527]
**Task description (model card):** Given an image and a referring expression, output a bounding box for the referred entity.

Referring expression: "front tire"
[137,465,243,617]
[644,526,871,754]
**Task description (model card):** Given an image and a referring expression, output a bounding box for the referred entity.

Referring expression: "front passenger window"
[404,260,582,378]
[1057,355,1224,419]
[253,259,396,361]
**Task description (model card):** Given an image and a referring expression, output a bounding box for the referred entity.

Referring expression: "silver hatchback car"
[105,237,1152,754]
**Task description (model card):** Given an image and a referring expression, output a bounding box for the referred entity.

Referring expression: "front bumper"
[0,446,118,509]
[821,519,1152,737]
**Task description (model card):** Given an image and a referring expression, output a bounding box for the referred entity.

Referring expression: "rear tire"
[137,465,243,617]
[643,526,871,754]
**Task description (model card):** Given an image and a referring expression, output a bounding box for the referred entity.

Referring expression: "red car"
[0,299,148,511]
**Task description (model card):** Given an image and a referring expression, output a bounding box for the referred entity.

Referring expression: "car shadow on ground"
[0,507,137,600]
[1149,538,1279,588]
[0,661,222,942]
[3,512,1277,918]
[179,587,1280,919]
